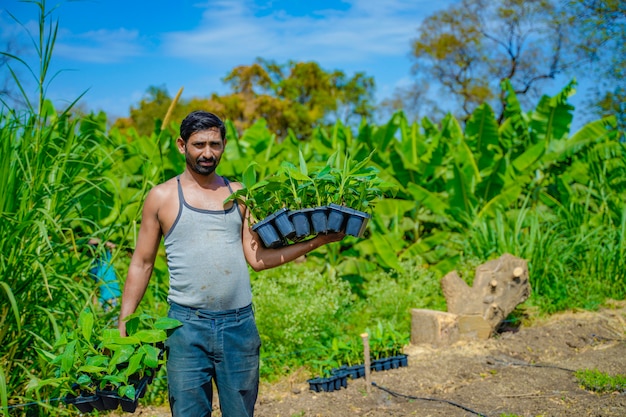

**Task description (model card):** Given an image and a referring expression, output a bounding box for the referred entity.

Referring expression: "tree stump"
[441,253,531,335]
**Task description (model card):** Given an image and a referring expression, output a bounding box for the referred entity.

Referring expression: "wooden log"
[410,309,459,346]
[441,253,531,335]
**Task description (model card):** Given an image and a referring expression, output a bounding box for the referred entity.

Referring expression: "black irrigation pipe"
[589,334,625,343]
[371,381,489,417]
[486,332,625,372]
[4,398,61,412]
[486,356,576,372]
[370,354,606,417]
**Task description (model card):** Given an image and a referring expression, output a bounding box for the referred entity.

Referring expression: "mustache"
[197,157,216,163]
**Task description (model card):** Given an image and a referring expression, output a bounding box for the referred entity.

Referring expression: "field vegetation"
[1,1,624,416]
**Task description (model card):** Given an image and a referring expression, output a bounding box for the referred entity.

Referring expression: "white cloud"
[54,28,145,63]
[161,0,453,66]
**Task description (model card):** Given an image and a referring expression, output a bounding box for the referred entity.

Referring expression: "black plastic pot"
[120,377,149,412]
[89,395,106,411]
[370,359,384,372]
[307,377,324,393]
[252,218,283,248]
[310,206,329,234]
[120,397,140,413]
[348,364,366,379]
[336,373,348,389]
[392,354,408,368]
[272,208,296,240]
[307,374,347,392]
[97,388,120,410]
[288,208,313,239]
[332,364,365,379]
[326,203,349,232]
[369,355,407,372]
[344,208,371,237]
[96,377,150,413]
[64,393,97,413]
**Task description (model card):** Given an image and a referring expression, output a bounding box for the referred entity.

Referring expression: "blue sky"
[2,0,587,125]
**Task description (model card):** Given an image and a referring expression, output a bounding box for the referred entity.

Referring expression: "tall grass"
[462,194,626,313]
[0,104,115,417]
[0,3,127,415]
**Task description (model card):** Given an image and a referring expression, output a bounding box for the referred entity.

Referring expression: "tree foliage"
[217,58,374,138]
[565,0,625,130]
[409,0,566,122]
[115,59,375,140]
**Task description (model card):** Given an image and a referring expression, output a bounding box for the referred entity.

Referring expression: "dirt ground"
[112,300,626,417]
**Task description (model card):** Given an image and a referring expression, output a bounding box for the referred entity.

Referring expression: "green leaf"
[60,340,76,373]
[109,345,135,368]
[530,80,576,144]
[478,185,522,219]
[101,374,125,387]
[400,232,458,263]
[102,335,141,347]
[139,344,160,369]
[101,328,121,341]
[448,153,479,218]
[465,103,499,170]
[298,148,308,176]
[0,282,20,334]
[369,232,406,272]
[76,374,93,387]
[124,351,145,378]
[281,163,310,181]
[406,183,448,216]
[77,365,107,373]
[78,309,94,343]
[241,162,259,189]
[153,317,183,330]
[85,355,109,367]
[131,329,167,344]
[119,384,136,400]
[511,141,545,174]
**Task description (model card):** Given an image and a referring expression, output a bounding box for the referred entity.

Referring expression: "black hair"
[179,111,226,142]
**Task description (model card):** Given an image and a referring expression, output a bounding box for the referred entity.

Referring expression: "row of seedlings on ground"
[39,308,181,413]
[226,148,392,247]
[307,326,409,392]
[307,354,409,393]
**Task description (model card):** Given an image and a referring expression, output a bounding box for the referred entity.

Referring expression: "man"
[118,110,344,417]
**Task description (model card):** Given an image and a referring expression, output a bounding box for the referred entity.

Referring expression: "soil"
[111,301,626,417]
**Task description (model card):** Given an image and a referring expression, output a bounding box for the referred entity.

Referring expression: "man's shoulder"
[226,178,244,192]
[147,177,178,201]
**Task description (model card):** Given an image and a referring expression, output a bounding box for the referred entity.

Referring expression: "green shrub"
[252,262,353,378]
[251,258,446,379]
[575,369,626,394]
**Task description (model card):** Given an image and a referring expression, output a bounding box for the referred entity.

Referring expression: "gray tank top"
[164,176,252,310]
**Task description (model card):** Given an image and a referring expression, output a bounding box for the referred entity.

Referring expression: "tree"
[115,59,375,140]
[113,85,208,136]
[410,0,566,122]
[377,82,442,124]
[122,85,173,135]
[565,0,625,131]
[215,58,375,139]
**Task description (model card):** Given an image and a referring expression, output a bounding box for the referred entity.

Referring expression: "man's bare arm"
[118,189,164,336]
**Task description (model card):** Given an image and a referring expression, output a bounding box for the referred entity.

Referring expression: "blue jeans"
[165,302,261,417]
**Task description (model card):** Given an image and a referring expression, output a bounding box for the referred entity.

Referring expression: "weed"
[575,369,626,394]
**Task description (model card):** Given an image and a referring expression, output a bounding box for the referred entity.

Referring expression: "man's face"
[180,128,226,176]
